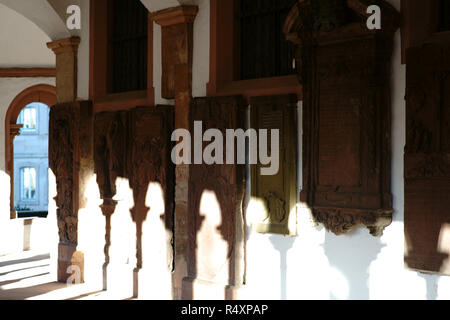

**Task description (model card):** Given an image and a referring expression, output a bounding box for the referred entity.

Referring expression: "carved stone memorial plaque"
[286,0,399,236]
[250,94,298,236]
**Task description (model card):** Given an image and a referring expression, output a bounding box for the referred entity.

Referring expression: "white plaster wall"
[227,0,450,300]
[76,0,90,100]
[0,3,55,67]
[192,0,210,98]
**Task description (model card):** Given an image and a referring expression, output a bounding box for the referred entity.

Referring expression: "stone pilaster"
[47,37,80,103]
[9,124,22,219]
[151,5,197,299]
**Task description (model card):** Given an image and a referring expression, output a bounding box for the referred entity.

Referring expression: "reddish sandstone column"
[151,6,197,299]
[47,37,92,283]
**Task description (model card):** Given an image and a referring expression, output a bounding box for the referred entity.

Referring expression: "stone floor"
[0,251,132,300]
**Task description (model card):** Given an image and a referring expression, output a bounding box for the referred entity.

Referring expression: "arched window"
[14,102,50,217]
[5,84,56,219]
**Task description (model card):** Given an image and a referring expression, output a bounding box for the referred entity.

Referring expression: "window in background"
[20,167,37,201]
[18,105,37,132]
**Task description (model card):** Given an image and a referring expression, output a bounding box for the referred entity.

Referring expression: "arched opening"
[14,102,50,218]
[5,84,56,220]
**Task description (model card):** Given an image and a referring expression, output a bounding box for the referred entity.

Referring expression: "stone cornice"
[151,5,198,26]
[47,37,81,55]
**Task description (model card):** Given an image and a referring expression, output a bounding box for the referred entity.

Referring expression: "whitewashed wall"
[0,3,55,67]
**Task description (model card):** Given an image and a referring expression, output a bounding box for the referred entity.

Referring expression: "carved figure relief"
[94,112,127,200]
[93,106,175,285]
[50,101,94,246]
[49,104,78,244]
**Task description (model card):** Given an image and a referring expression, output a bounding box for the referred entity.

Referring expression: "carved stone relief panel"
[94,112,128,201]
[49,101,93,283]
[187,96,246,287]
[405,42,450,275]
[93,106,175,294]
[127,106,175,239]
[249,94,298,236]
[49,103,79,244]
[286,0,399,236]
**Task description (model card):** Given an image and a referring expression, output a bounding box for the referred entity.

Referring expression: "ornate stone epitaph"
[404,41,450,275]
[286,0,399,236]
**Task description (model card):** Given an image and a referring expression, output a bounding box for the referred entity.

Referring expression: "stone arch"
[5,84,57,218]
[0,0,70,40]
[140,0,199,12]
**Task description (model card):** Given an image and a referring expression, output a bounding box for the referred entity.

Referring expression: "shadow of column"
[419,273,439,300]
[269,235,295,300]
[323,231,384,300]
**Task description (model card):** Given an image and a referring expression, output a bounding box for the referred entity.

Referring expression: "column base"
[57,243,84,283]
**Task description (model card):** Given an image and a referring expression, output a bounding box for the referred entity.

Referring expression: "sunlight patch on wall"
[196,190,229,285]
[105,177,135,297]
[138,182,173,299]
[368,221,427,299]
[77,174,104,287]
[438,223,450,272]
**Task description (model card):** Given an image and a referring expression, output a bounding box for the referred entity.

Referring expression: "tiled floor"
[0,251,130,300]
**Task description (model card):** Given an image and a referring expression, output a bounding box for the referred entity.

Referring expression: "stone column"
[151,6,197,299]
[9,124,23,219]
[100,198,117,290]
[47,37,80,104]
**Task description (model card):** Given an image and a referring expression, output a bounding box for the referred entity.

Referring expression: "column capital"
[10,124,23,139]
[151,5,198,26]
[47,37,81,55]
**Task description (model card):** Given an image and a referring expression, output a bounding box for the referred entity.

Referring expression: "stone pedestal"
[57,243,84,283]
